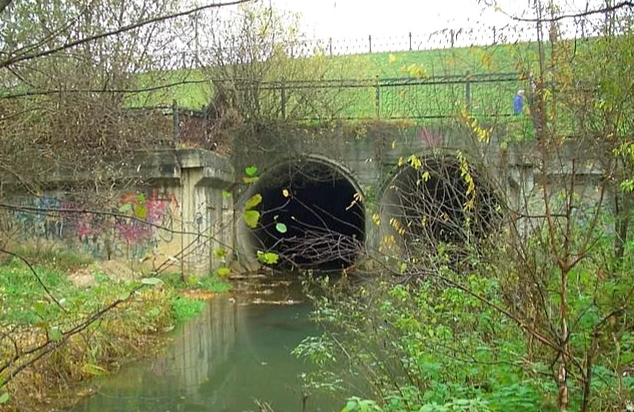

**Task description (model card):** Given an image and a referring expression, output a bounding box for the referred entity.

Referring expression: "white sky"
[267,0,605,39]
[195,0,609,57]
[271,0,504,38]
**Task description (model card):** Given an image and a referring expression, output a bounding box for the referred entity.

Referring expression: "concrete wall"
[1,149,235,276]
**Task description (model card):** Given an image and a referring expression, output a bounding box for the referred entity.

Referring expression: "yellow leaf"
[388,53,397,63]
[282,189,290,198]
[243,210,260,228]
[245,194,262,210]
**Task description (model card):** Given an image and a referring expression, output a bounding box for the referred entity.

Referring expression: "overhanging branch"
[505,1,634,23]
[0,0,253,70]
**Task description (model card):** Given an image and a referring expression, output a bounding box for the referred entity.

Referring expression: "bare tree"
[0,0,249,407]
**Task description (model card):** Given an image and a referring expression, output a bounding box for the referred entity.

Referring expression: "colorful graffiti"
[4,189,180,261]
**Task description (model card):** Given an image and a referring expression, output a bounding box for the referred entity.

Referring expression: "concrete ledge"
[129,150,181,180]
[121,149,235,184]
[176,149,235,187]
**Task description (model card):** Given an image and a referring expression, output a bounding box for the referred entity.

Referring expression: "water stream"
[70,278,338,412]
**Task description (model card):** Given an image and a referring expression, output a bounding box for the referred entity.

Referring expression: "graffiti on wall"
[3,189,180,261]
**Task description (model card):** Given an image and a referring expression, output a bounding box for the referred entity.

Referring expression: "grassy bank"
[133,42,542,109]
[0,252,231,411]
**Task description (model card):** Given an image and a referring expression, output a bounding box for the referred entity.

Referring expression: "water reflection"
[71,281,337,412]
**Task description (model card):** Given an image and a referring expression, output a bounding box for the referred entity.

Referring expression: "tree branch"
[0,0,253,70]
[0,247,67,313]
[505,1,634,23]
[0,0,12,15]
[0,79,209,100]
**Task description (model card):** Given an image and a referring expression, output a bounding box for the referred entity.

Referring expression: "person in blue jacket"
[513,89,525,115]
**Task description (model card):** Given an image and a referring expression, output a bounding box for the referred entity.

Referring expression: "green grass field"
[131,40,558,122]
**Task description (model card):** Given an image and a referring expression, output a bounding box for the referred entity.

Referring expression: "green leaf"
[243,176,260,184]
[275,222,288,233]
[48,326,62,342]
[245,165,259,176]
[119,203,132,213]
[216,267,231,277]
[344,399,357,412]
[243,210,261,228]
[257,251,279,265]
[222,190,232,199]
[133,204,148,220]
[245,194,262,210]
[136,194,146,203]
[0,392,9,404]
[33,301,47,316]
[141,277,162,286]
[214,248,227,258]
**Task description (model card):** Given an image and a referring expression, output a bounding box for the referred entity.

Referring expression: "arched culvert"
[377,154,500,258]
[238,157,365,271]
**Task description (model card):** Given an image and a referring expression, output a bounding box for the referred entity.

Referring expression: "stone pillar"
[177,149,235,276]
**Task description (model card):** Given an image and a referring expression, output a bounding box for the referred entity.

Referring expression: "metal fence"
[229,71,524,122]
[139,72,526,151]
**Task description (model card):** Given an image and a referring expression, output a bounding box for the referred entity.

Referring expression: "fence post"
[409,32,412,51]
[492,26,497,44]
[280,78,287,120]
[450,29,455,48]
[465,70,472,113]
[329,37,333,56]
[172,99,180,146]
[368,34,372,53]
[374,75,380,120]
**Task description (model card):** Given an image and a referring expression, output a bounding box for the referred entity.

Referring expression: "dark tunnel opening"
[379,156,500,257]
[242,159,365,271]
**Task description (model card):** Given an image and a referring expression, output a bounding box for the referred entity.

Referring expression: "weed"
[163,272,233,293]
[170,295,205,322]
[196,274,233,293]
[0,259,176,411]
[6,246,94,272]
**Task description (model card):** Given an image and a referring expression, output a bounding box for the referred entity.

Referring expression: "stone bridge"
[229,122,603,272]
[1,122,603,275]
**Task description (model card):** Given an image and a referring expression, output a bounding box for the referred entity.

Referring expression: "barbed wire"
[155,17,617,69]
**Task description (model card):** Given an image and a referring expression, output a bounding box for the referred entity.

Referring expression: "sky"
[266,0,606,41]
[270,0,507,38]
[202,0,609,56]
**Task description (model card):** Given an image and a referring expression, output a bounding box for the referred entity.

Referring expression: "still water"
[70,279,339,412]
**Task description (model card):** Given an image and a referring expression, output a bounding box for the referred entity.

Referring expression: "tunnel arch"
[236,155,366,272]
[377,152,501,258]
